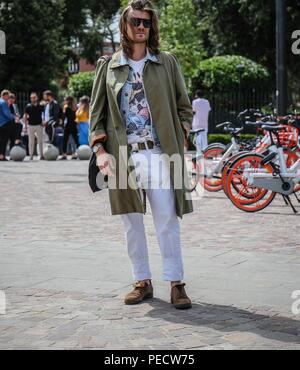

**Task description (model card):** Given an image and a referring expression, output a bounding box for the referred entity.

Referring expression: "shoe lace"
[173,283,187,298]
[133,281,149,289]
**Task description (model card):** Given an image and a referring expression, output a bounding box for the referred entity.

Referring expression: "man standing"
[43,90,62,144]
[90,0,193,309]
[8,93,22,150]
[24,93,45,160]
[0,90,15,161]
[192,90,211,153]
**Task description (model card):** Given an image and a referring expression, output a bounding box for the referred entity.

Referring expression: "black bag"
[88,55,112,193]
[88,152,109,193]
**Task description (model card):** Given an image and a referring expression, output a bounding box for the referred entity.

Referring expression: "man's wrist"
[93,142,105,155]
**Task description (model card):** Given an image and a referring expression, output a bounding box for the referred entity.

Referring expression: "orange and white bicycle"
[224,115,300,213]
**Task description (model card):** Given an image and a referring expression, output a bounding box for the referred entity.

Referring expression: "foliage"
[120,0,167,11]
[159,0,206,90]
[0,0,66,92]
[0,0,120,92]
[194,0,300,91]
[192,55,270,92]
[68,72,95,98]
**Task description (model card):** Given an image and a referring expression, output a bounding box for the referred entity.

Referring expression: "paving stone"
[0,160,300,349]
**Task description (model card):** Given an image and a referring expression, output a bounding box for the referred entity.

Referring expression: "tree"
[120,0,168,11]
[77,0,120,65]
[195,0,300,95]
[159,0,206,90]
[0,0,121,92]
[0,0,66,92]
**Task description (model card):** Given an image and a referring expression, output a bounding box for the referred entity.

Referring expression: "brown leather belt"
[128,141,155,153]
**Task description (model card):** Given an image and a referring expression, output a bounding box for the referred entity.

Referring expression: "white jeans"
[195,130,208,154]
[28,125,44,157]
[121,148,184,282]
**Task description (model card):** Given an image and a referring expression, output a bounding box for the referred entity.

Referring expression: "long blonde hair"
[79,96,90,114]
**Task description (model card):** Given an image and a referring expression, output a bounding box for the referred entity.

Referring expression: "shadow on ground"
[146,299,300,344]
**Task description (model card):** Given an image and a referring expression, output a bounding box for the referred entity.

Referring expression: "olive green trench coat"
[89,48,194,219]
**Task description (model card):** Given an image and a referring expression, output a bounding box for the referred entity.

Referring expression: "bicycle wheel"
[285,148,300,193]
[222,151,249,197]
[226,153,276,212]
[203,144,227,192]
[184,153,202,192]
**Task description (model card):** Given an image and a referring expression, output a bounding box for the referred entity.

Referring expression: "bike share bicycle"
[224,114,300,213]
[186,109,262,193]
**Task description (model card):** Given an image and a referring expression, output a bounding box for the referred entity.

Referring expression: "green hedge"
[192,55,270,92]
[208,134,256,145]
[68,72,94,98]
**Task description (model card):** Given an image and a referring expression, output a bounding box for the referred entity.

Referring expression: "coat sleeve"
[1,101,15,121]
[89,58,109,147]
[170,54,193,139]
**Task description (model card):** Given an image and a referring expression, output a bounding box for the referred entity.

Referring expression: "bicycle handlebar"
[216,122,232,129]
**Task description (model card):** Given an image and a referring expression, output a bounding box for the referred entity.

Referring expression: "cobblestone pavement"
[0,159,299,350]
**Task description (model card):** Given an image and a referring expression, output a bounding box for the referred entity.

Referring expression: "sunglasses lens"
[130,18,151,28]
[143,20,151,28]
[131,18,140,27]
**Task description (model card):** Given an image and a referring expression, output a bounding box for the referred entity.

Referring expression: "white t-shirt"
[192,98,211,130]
[128,56,147,75]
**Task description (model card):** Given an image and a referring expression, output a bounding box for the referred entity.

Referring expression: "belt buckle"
[131,143,139,153]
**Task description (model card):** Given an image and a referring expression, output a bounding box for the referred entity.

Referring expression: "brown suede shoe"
[171,283,192,310]
[124,280,154,305]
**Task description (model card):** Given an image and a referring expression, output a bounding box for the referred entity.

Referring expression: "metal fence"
[206,89,276,133]
[15,92,31,116]
[16,90,276,132]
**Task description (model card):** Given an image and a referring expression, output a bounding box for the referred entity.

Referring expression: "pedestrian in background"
[76,96,90,146]
[0,90,16,161]
[60,96,79,160]
[43,90,62,144]
[192,89,211,153]
[24,92,45,160]
[8,93,22,150]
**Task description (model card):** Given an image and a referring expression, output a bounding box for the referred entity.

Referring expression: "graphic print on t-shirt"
[126,69,153,143]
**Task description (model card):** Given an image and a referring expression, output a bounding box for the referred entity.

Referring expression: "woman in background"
[60,96,79,160]
[75,96,90,146]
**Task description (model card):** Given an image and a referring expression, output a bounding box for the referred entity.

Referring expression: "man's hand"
[96,148,115,178]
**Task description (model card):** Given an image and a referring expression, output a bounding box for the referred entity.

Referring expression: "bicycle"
[224,115,300,213]
[186,113,261,193]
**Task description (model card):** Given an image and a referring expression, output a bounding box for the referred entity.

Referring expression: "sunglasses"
[129,17,152,29]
